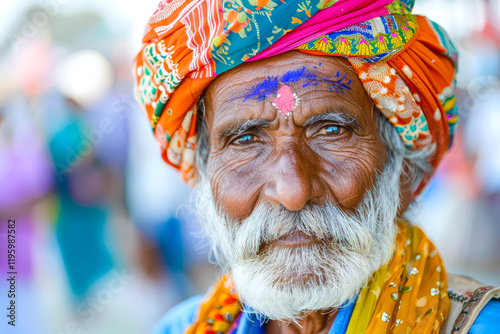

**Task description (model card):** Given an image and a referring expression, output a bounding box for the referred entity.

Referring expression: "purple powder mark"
[302,80,321,88]
[281,66,352,93]
[281,66,318,84]
[243,65,352,102]
[323,71,352,94]
[244,76,279,102]
[300,70,352,92]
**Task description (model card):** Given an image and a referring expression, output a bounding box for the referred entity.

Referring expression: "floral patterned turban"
[134,0,459,187]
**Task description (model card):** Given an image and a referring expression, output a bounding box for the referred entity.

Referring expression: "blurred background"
[0,0,499,333]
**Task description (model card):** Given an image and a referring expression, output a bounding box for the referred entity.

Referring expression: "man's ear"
[397,160,413,216]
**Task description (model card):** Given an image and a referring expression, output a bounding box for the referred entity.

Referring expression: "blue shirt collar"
[235,298,357,334]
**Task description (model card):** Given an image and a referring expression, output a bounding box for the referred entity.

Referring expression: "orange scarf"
[186,221,449,334]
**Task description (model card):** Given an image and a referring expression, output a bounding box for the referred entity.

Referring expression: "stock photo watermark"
[5,219,17,327]
[52,93,138,181]
[10,0,76,53]
[48,268,135,334]
[458,75,500,120]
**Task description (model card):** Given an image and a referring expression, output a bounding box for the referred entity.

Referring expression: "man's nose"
[264,146,324,211]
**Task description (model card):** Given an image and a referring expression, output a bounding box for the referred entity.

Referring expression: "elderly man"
[134,0,500,333]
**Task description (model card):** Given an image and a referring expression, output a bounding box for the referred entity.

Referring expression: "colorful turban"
[134,0,459,187]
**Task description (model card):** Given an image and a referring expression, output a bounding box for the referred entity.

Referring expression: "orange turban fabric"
[134,0,458,187]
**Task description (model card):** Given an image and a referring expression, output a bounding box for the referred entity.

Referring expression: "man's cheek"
[211,165,265,221]
[319,158,379,211]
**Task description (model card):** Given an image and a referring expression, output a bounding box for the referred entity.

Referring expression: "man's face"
[203,52,387,221]
[198,52,403,320]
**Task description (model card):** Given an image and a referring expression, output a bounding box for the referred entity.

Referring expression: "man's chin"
[231,265,359,321]
[229,245,375,321]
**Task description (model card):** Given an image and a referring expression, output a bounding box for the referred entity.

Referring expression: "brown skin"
[265,311,337,334]
[203,51,412,334]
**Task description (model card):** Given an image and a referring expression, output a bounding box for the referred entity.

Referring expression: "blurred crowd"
[0,0,499,333]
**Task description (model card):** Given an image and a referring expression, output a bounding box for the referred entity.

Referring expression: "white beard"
[192,152,403,321]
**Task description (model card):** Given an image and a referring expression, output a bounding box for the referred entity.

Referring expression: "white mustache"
[232,202,375,263]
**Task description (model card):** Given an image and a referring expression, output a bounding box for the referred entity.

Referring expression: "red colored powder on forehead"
[273,85,298,115]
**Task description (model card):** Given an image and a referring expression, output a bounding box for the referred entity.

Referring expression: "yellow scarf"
[187,221,449,334]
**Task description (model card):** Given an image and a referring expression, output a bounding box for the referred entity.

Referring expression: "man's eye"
[317,125,343,136]
[232,134,254,145]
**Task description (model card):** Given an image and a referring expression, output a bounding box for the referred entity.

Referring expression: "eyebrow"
[217,119,272,141]
[303,111,360,128]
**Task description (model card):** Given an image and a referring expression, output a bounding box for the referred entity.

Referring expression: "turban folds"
[134,0,459,187]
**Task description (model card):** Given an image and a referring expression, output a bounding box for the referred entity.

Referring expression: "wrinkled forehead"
[202,51,374,130]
